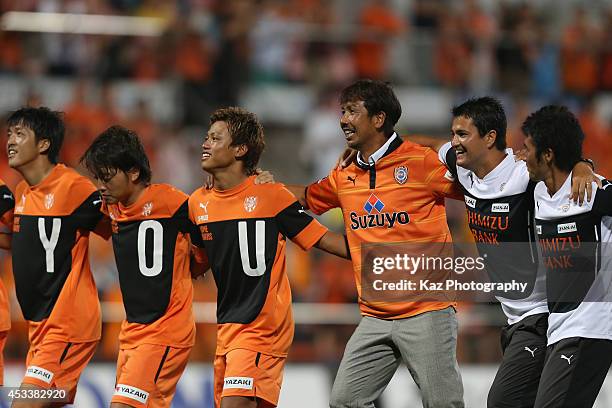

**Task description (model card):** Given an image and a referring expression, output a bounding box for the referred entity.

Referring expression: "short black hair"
[521,105,584,172]
[80,125,152,184]
[340,79,402,137]
[451,97,507,151]
[209,107,265,175]
[7,106,65,164]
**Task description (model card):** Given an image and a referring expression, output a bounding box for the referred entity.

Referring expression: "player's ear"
[485,130,497,149]
[234,144,248,160]
[127,168,141,183]
[372,111,386,131]
[543,148,554,166]
[37,138,51,155]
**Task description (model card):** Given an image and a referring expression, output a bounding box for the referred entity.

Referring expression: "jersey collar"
[356,132,401,169]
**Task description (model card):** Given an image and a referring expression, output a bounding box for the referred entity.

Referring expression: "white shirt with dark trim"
[534,174,612,345]
[439,142,548,325]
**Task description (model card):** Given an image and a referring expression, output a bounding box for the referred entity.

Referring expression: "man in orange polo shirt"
[275,80,464,407]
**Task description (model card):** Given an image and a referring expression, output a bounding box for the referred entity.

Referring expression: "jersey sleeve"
[173,200,193,233]
[305,169,341,215]
[592,180,612,216]
[173,199,202,246]
[0,184,15,231]
[425,147,462,199]
[187,194,206,248]
[438,141,459,180]
[275,187,327,251]
[72,191,105,231]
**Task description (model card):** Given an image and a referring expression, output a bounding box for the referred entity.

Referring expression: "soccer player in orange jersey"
[81,126,196,408]
[264,80,465,407]
[189,107,350,408]
[7,107,109,408]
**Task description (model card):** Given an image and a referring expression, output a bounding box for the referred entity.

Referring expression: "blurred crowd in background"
[0,0,611,368]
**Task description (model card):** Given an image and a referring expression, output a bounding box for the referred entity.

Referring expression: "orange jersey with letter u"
[189,176,327,357]
[306,139,460,319]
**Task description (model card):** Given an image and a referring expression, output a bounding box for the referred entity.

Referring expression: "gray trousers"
[330,307,464,408]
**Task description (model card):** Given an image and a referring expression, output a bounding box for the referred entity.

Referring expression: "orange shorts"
[0,331,7,385]
[112,344,191,408]
[214,349,286,408]
[22,340,97,403]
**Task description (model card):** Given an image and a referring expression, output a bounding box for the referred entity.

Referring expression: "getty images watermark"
[360,242,550,303]
[371,253,529,294]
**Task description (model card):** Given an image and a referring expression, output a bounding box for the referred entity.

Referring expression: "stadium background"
[0,0,611,406]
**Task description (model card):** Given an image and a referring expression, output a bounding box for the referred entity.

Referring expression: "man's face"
[523,135,546,182]
[7,123,43,169]
[340,100,378,150]
[201,121,237,173]
[450,115,491,170]
[96,169,134,205]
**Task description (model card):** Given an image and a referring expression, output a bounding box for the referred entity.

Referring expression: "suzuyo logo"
[350,193,410,230]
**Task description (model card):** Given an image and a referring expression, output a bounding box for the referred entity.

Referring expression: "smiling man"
[189,107,350,408]
[6,107,108,408]
[421,98,551,408]
[272,79,465,408]
[409,97,597,408]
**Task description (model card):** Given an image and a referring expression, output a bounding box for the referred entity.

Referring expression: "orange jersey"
[12,164,104,346]
[189,176,327,357]
[104,184,195,349]
[306,138,460,319]
[0,180,14,332]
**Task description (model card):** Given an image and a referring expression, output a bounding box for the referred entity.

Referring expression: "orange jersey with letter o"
[104,184,195,349]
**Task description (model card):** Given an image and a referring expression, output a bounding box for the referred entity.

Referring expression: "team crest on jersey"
[559,203,570,212]
[394,166,408,184]
[142,202,153,216]
[244,196,258,212]
[44,193,54,209]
